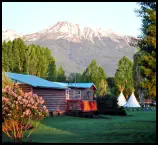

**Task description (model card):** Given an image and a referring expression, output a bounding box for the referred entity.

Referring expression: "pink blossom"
[2,97,8,102]
[22,99,27,103]
[21,115,24,118]
[25,92,28,96]
[33,94,38,98]
[18,96,22,101]
[2,88,6,93]
[2,85,48,122]
[11,92,17,97]
[39,97,43,100]
[24,100,28,104]
[34,103,38,106]
[6,86,12,92]
[39,100,44,104]
[43,106,47,110]
[24,94,28,98]
[27,104,30,107]
[25,109,31,115]
[4,107,7,110]
[33,94,36,97]
[28,92,32,96]
[28,95,31,100]
[30,98,33,102]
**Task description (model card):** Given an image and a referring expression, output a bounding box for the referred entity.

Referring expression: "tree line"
[2,38,66,82]
[2,38,134,97]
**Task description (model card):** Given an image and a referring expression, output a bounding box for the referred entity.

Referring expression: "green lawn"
[2,111,156,143]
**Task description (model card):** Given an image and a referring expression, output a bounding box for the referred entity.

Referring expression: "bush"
[2,84,49,142]
[96,95,127,116]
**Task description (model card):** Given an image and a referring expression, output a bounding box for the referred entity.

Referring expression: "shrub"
[2,84,49,143]
[96,95,127,116]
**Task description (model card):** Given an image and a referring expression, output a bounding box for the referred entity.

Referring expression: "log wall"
[18,84,32,93]
[33,88,66,112]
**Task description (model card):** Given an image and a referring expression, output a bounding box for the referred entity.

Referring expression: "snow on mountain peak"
[3,21,138,45]
[2,28,23,42]
[23,21,128,43]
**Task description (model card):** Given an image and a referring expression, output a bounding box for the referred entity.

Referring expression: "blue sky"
[2,2,142,36]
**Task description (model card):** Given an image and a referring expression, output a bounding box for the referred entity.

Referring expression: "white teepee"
[124,92,141,107]
[117,91,127,106]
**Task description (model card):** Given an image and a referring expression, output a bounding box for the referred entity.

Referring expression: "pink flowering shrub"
[2,84,49,142]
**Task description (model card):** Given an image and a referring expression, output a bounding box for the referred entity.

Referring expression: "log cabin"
[6,72,67,115]
[57,83,97,113]
[6,72,97,115]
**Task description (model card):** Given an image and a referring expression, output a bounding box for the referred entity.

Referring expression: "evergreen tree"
[68,72,83,83]
[134,2,156,99]
[68,72,75,83]
[12,38,27,73]
[98,79,108,96]
[114,56,134,98]
[36,47,48,77]
[75,73,82,82]
[47,57,57,81]
[106,77,116,96]
[25,44,39,75]
[56,66,66,82]
[2,38,57,81]
[2,41,9,71]
[82,59,108,96]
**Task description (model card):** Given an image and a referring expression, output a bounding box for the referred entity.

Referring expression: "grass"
[2,110,156,143]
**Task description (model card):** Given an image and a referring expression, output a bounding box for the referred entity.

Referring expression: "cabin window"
[86,91,93,98]
[78,90,81,95]
[87,91,90,98]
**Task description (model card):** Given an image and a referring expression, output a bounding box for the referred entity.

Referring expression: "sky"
[2,2,142,37]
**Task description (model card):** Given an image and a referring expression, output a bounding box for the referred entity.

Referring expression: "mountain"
[2,29,23,42]
[3,21,139,77]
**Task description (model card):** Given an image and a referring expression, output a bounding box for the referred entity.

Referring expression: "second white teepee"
[124,92,141,107]
[117,91,127,107]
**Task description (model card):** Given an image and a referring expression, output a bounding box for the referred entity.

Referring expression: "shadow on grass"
[2,112,156,143]
[136,120,156,123]
[3,131,156,143]
[2,134,78,143]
